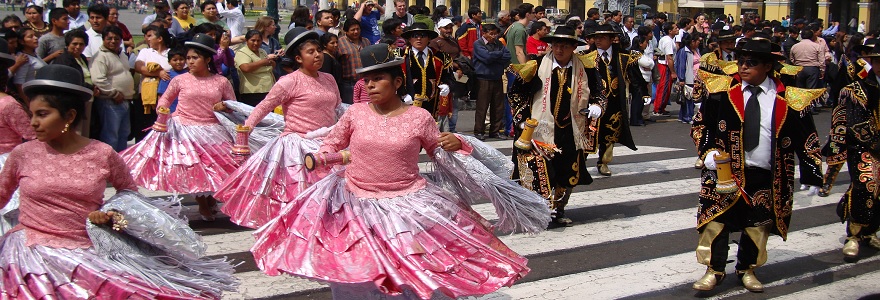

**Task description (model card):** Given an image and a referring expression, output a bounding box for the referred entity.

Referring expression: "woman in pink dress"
[0,65,237,299]
[120,34,239,221]
[251,44,550,299]
[214,28,343,228]
[0,39,34,234]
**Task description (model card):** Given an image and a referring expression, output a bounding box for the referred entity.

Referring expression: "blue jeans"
[679,98,694,123]
[97,98,131,152]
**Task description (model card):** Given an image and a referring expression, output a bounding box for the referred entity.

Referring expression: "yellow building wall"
[763,1,790,22]
[723,0,742,25]
[859,0,872,31]
[816,1,831,24]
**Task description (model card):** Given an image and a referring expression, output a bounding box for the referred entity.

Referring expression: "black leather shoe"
[475,134,485,141]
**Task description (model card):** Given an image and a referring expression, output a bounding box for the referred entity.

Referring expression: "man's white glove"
[304,126,334,139]
[587,105,602,119]
[402,94,413,105]
[644,97,652,105]
[438,84,450,97]
[704,150,720,170]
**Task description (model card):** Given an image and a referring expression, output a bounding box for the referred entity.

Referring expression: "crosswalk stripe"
[476,223,849,300]
[767,266,880,300]
[224,270,327,300]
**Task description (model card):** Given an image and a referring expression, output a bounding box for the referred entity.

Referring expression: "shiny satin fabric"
[0,153,19,236]
[252,170,530,300]
[214,100,285,153]
[214,133,328,229]
[120,116,240,193]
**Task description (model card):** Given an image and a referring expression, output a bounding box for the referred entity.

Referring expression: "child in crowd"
[160,47,187,112]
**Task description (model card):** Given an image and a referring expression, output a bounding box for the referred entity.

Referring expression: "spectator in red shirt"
[526,21,549,59]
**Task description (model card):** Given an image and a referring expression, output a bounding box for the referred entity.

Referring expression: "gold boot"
[695,157,704,169]
[692,267,725,291]
[868,235,880,250]
[737,269,764,292]
[843,236,860,261]
[598,143,613,176]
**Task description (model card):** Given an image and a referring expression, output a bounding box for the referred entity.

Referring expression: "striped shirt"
[338,36,371,81]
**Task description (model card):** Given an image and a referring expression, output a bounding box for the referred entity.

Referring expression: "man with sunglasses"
[691,36,825,293]
[823,42,880,262]
[401,22,450,121]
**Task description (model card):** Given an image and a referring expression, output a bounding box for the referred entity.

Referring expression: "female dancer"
[120,34,238,221]
[215,28,341,228]
[251,44,549,299]
[0,39,33,234]
[0,64,237,299]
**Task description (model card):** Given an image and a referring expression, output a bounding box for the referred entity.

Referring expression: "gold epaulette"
[785,87,826,111]
[698,70,733,93]
[779,63,803,76]
[509,60,538,82]
[577,51,598,68]
[699,52,737,75]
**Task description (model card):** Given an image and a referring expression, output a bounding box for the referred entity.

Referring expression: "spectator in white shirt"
[623,15,637,45]
[216,0,245,38]
[83,5,120,61]
[63,0,88,32]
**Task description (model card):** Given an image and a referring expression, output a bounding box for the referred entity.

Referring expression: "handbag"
[670,83,682,104]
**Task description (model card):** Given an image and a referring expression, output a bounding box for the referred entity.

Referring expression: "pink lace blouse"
[319,103,470,198]
[158,73,236,125]
[0,140,137,249]
[0,96,35,153]
[245,70,341,134]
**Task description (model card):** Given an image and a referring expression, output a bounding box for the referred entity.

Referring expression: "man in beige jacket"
[90,25,134,152]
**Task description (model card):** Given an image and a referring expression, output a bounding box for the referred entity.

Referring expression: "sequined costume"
[0,140,237,299]
[827,74,880,251]
[691,73,824,276]
[120,73,240,194]
[250,103,549,299]
[401,47,451,119]
[214,70,343,228]
[577,47,640,175]
[0,95,34,234]
[507,54,605,223]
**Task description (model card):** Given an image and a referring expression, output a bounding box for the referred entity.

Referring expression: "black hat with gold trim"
[733,35,786,61]
[860,39,880,58]
[401,22,438,39]
[356,43,405,74]
[586,24,618,37]
[856,38,878,56]
[541,25,587,46]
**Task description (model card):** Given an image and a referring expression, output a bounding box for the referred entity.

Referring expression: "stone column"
[860,0,872,31]
[723,0,742,25]
[816,1,831,24]
[762,0,790,22]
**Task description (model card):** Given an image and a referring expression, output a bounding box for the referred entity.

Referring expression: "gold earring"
[61,123,70,134]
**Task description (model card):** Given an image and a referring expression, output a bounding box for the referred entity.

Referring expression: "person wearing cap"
[429,17,463,132]
[0,64,238,299]
[89,25,133,152]
[214,27,343,229]
[250,42,548,300]
[120,33,239,222]
[401,22,449,120]
[691,36,825,293]
[581,24,640,177]
[507,25,604,227]
[0,37,35,234]
[820,41,880,262]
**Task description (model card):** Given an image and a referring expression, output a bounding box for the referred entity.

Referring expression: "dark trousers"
[796,66,821,89]
[629,80,648,126]
[239,92,268,107]
[706,167,772,272]
[474,79,504,135]
[129,96,156,142]
[340,79,356,104]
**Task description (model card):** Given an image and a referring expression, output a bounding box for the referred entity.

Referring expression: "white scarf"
[530,54,592,150]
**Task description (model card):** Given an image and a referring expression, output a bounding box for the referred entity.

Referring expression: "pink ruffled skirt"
[251,171,530,300]
[214,133,329,228]
[120,117,239,194]
[0,230,219,299]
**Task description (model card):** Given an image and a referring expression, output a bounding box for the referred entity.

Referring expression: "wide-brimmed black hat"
[356,43,404,74]
[587,24,617,37]
[860,39,880,58]
[23,65,93,102]
[401,22,438,39]
[855,38,878,55]
[0,38,15,66]
[541,25,587,46]
[717,26,736,41]
[284,27,319,56]
[184,33,217,55]
[734,36,786,61]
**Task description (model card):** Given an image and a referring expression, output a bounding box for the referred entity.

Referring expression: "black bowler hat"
[855,38,878,55]
[284,27,319,57]
[356,43,404,74]
[711,21,725,31]
[734,36,786,61]
[23,65,93,102]
[401,22,438,40]
[717,26,736,41]
[0,38,15,66]
[541,25,587,46]
[185,33,217,55]
[587,24,617,37]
